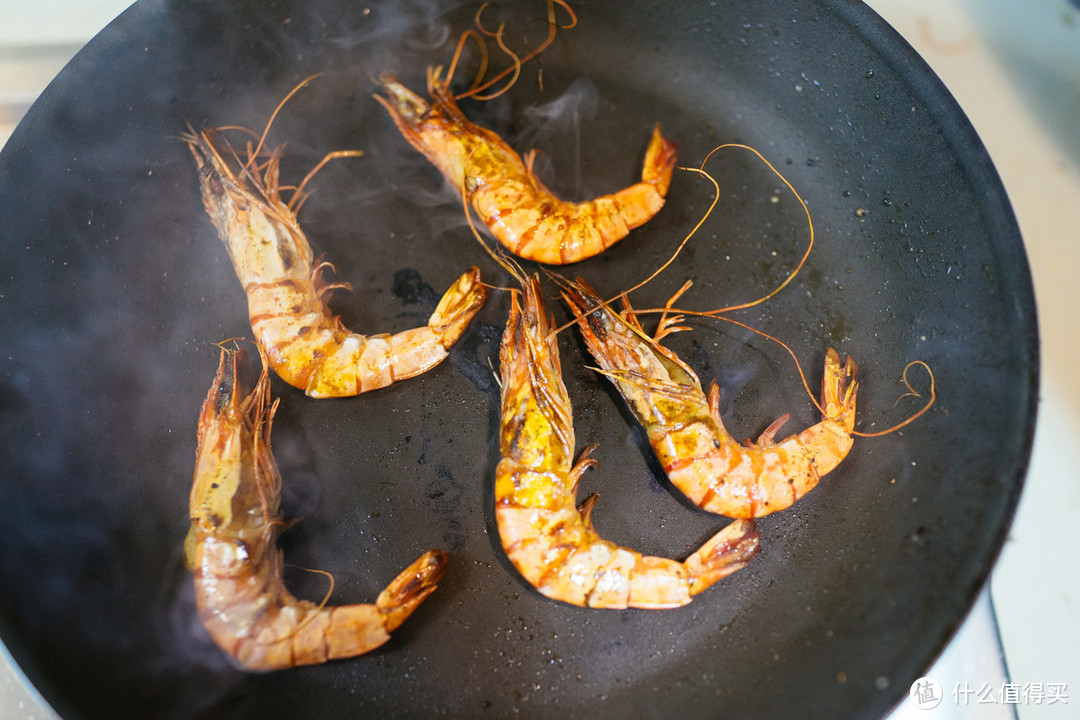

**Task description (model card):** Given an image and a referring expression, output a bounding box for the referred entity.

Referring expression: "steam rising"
[2,1,706,716]
[518,77,600,199]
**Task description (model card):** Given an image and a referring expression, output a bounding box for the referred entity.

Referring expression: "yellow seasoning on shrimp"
[495,274,759,608]
[376,73,677,265]
[562,277,859,519]
[186,345,447,671]
[185,115,486,398]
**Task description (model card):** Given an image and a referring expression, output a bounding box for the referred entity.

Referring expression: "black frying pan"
[0,1,1037,718]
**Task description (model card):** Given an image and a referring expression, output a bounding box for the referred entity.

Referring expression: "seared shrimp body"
[496,275,759,609]
[376,74,677,265]
[186,127,487,398]
[186,347,446,671]
[562,278,858,519]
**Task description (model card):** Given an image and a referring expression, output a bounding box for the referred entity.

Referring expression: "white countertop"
[2,1,1077,718]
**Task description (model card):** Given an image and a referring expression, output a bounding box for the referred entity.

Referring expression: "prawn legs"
[186,346,447,671]
[561,277,859,519]
[496,274,759,609]
[376,72,677,265]
[186,126,487,398]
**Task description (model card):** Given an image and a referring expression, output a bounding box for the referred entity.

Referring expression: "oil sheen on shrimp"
[495,275,759,609]
[375,73,678,265]
[562,277,859,519]
[185,346,447,671]
[186,127,487,398]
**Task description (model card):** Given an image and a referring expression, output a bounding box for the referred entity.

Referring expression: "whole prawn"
[561,277,859,519]
[185,125,487,398]
[375,71,677,265]
[186,345,447,671]
[495,273,759,609]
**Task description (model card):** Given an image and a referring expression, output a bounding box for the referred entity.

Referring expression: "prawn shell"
[494,276,758,609]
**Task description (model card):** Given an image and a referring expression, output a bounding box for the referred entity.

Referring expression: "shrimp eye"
[464,175,479,194]
[202,166,224,197]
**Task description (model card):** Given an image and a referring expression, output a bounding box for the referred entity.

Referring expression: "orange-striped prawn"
[185,345,447,671]
[561,277,858,519]
[495,273,759,608]
[185,114,486,398]
[374,2,677,265]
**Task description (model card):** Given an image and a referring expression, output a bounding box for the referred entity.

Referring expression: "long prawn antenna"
[249,73,323,167]
[286,150,365,214]
[548,142,809,341]
[623,299,936,437]
[853,360,936,437]
[541,149,723,342]
[214,74,324,176]
[444,28,490,96]
[468,12,521,101]
[696,144,814,314]
[201,75,363,215]
[608,143,814,315]
[557,139,933,438]
[448,0,577,101]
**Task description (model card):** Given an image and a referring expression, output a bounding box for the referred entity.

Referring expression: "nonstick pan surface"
[0,1,1036,718]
